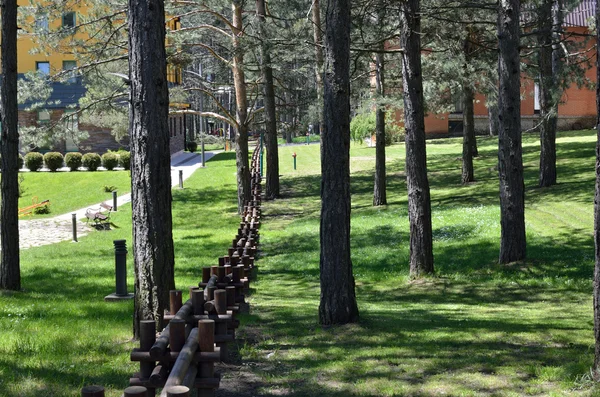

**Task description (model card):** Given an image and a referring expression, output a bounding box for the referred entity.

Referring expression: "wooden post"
[140,320,156,379]
[202,267,211,283]
[170,290,183,315]
[81,385,104,397]
[214,290,227,315]
[124,386,147,397]
[191,289,205,315]
[169,319,186,353]
[166,386,190,397]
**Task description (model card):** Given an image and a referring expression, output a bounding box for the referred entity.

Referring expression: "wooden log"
[166,386,189,397]
[216,267,226,283]
[198,320,215,352]
[182,364,198,389]
[149,364,167,387]
[204,300,216,314]
[202,267,211,283]
[140,320,156,378]
[214,290,227,315]
[169,319,186,353]
[150,300,193,359]
[124,386,147,397]
[130,348,221,363]
[191,289,205,316]
[159,328,199,397]
[81,385,104,397]
[170,290,182,315]
[200,275,217,300]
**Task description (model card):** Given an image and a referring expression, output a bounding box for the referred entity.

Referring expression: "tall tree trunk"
[319,0,359,326]
[400,0,434,277]
[462,84,475,184]
[129,0,175,338]
[373,52,387,206]
[462,30,475,184]
[312,0,325,135]
[538,0,558,187]
[256,0,279,200]
[488,102,499,136]
[594,0,600,377]
[497,0,526,264]
[232,0,251,212]
[0,0,20,291]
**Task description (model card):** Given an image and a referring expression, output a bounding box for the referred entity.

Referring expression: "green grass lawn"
[2,131,600,396]
[17,171,131,217]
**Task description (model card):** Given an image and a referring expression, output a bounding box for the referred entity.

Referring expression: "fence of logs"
[81,146,263,397]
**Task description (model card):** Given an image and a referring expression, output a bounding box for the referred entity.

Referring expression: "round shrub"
[24,152,44,172]
[43,152,64,172]
[118,150,131,170]
[102,152,119,171]
[18,153,24,169]
[64,152,83,171]
[82,152,102,171]
[187,141,198,153]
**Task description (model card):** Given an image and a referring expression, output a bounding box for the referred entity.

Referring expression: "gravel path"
[15,150,217,250]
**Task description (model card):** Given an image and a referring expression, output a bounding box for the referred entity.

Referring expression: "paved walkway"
[18,150,218,249]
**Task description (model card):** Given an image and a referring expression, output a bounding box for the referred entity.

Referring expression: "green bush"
[18,153,24,169]
[33,202,50,215]
[118,150,131,170]
[102,152,119,171]
[350,113,376,143]
[43,152,64,172]
[64,152,83,171]
[187,141,198,153]
[24,152,44,172]
[82,153,102,171]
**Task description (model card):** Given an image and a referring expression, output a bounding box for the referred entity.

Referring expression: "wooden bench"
[85,203,112,227]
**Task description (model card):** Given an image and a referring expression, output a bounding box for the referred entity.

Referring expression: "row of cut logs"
[82,146,264,397]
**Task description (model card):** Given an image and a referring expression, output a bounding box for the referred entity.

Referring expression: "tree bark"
[319,0,359,326]
[0,0,21,291]
[462,84,475,184]
[497,0,526,264]
[232,0,251,212]
[312,0,325,135]
[373,52,387,206]
[129,0,175,338]
[400,0,434,277]
[256,0,279,200]
[539,0,560,187]
[488,102,499,136]
[593,0,600,378]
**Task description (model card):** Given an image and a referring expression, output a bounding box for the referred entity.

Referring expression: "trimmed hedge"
[187,141,198,153]
[18,154,24,169]
[43,152,64,172]
[102,152,119,171]
[65,152,83,171]
[118,150,131,170]
[82,153,102,171]
[24,152,44,172]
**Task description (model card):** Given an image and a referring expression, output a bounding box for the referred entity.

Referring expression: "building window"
[36,62,50,75]
[63,60,77,83]
[64,109,79,151]
[38,110,51,124]
[36,14,49,33]
[62,12,76,28]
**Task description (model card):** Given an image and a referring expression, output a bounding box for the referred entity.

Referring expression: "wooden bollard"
[225,286,236,307]
[202,267,211,283]
[217,267,226,283]
[169,319,186,353]
[124,386,147,397]
[166,386,190,397]
[191,289,205,315]
[170,290,183,315]
[198,320,215,377]
[206,286,216,301]
[140,320,156,379]
[81,385,104,397]
[214,290,227,315]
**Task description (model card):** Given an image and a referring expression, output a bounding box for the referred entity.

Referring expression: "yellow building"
[11,1,186,154]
